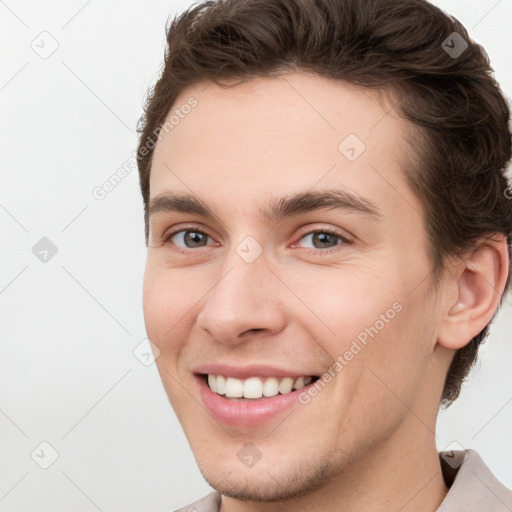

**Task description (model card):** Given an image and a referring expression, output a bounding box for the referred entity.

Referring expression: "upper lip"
[192,363,318,380]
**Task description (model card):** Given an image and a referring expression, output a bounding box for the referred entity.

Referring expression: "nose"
[196,252,287,344]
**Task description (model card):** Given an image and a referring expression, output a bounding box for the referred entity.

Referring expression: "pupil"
[313,232,336,248]
[185,231,206,247]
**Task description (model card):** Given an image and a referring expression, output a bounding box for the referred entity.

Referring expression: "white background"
[1,0,511,510]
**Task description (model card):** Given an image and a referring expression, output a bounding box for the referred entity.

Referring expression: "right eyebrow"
[148,194,215,220]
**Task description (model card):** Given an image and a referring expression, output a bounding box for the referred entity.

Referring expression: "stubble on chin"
[199,448,350,503]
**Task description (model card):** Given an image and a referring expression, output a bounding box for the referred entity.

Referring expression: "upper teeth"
[207,375,312,399]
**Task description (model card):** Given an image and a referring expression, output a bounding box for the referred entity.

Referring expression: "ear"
[438,234,510,350]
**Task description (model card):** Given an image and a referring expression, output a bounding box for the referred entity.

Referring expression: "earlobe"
[438,234,509,350]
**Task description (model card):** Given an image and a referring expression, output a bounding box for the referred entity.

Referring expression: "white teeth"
[216,375,226,395]
[278,377,294,394]
[262,377,279,397]
[225,377,244,398]
[208,374,217,393]
[207,374,313,399]
[243,377,263,399]
[293,377,305,390]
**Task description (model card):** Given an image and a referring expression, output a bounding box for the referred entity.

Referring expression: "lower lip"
[197,376,309,427]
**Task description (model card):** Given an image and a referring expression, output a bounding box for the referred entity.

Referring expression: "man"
[136,0,512,510]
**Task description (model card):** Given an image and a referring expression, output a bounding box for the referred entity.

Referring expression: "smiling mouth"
[203,374,320,400]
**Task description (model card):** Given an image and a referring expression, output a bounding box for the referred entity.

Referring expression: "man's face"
[143,73,447,500]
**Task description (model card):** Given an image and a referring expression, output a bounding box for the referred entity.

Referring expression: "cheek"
[352,294,436,407]
[143,268,196,408]
[289,269,397,354]
[299,264,434,388]
[142,263,196,346]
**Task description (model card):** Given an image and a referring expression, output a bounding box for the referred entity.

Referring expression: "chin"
[195,449,338,502]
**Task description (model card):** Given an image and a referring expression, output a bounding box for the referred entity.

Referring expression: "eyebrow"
[148,189,383,222]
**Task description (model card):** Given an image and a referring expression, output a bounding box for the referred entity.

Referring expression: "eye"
[296,229,347,251]
[160,226,349,253]
[163,228,215,249]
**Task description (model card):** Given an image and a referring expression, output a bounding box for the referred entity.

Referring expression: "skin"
[142,72,508,512]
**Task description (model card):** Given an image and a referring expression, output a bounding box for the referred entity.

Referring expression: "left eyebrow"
[261,189,383,221]
[147,189,383,222]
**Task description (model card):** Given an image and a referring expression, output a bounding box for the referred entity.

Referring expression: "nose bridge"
[197,242,285,342]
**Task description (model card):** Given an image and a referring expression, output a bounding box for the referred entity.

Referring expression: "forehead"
[149,72,421,224]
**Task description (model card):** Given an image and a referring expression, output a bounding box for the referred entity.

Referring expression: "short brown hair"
[136,0,512,408]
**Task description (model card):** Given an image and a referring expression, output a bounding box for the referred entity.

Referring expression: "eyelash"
[161,224,350,255]
[292,228,349,253]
